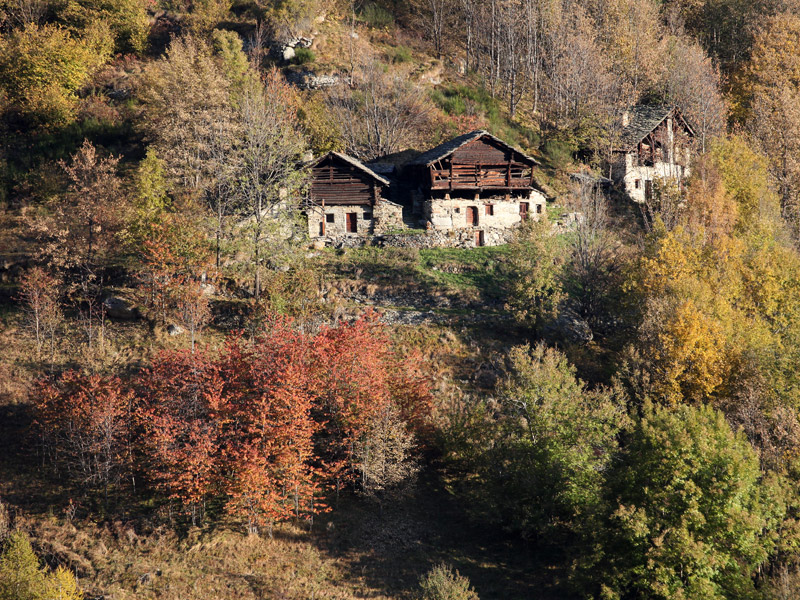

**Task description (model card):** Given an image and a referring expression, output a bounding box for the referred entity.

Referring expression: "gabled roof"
[617,105,696,151]
[311,151,391,186]
[408,130,540,167]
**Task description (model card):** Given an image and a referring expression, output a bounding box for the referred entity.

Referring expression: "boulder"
[546,309,593,345]
[103,296,138,321]
[167,324,184,336]
[282,46,296,61]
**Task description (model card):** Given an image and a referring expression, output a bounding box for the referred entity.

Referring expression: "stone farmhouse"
[306,151,403,240]
[405,130,547,246]
[610,105,695,203]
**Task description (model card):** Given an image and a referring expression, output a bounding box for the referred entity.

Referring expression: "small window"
[454,207,461,213]
[634,179,641,190]
[485,204,494,216]
[363,212,373,220]
[536,204,543,214]
[326,214,335,223]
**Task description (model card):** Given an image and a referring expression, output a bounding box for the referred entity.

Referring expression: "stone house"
[610,105,695,203]
[306,151,403,240]
[406,130,547,246]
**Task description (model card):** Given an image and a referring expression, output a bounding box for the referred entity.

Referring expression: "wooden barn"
[609,105,695,203]
[406,131,547,245]
[307,151,402,239]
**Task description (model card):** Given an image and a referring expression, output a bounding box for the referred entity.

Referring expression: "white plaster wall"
[617,153,690,203]
[424,190,546,233]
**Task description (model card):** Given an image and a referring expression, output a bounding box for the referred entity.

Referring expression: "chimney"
[621,110,631,128]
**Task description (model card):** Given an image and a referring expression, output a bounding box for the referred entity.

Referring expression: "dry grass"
[17,516,392,600]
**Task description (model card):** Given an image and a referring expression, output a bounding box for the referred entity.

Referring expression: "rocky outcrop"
[285,69,343,90]
[272,37,313,62]
[103,296,139,321]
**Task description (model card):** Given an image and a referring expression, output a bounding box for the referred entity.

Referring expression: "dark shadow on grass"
[314,468,575,600]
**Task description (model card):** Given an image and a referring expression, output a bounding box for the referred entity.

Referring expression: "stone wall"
[307,204,374,238]
[326,228,516,249]
[373,200,404,233]
[308,199,403,239]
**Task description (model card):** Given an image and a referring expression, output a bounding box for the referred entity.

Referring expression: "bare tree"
[19,267,62,362]
[326,59,431,161]
[4,0,46,26]
[564,182,622,331]
[413,0,455,59]
[660,38,725,153]
[354,404,419,513]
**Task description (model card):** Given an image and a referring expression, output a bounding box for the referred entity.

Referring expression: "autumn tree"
[138,35,234,191]
[0,23,110,128]
[747,13,800,237]
[418,563,479,600]
[138,351,224,525]
[55,0,150,54]
[36,140,126,350]
[353,403,418,509]
[36,371,135,497]
[0,532,82,600]
[136,313,431,531]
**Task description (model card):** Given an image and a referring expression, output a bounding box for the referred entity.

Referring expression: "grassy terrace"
[316,244,513,306]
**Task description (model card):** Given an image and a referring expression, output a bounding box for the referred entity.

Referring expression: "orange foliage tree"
[35,313,432,533]
[36,372,135,496]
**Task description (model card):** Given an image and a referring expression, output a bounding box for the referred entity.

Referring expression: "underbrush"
[429,84,539,150]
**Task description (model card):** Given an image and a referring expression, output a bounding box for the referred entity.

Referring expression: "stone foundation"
[320,227,516,250]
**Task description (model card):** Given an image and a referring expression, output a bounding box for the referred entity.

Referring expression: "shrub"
[418,563,479,600]
[360,2,394,28]
[292,47,315,65]
[387,45,413,64]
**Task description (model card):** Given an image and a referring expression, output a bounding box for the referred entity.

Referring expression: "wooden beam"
[449,161,453,191]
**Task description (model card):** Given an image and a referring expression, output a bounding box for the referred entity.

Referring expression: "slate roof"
[617,105,696,151]
[569,172,613,186]
[311,151,391,186]
[408,130,540,167]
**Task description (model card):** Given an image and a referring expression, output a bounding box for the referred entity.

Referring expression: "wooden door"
[519,202,529,220]
[474,230,484,247]
[466,206,478,226]
[644,180,653,202]
[346,212,357,233]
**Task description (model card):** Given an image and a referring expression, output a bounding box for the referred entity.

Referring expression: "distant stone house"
[306,151,403,239]
[610,105,695,203]
[406,130,547,246]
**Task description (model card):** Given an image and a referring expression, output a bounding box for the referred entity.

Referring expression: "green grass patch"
[385,44,413,64]
[429,84,539,149]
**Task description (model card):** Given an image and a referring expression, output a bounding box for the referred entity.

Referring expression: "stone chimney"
[621,110,631,127]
